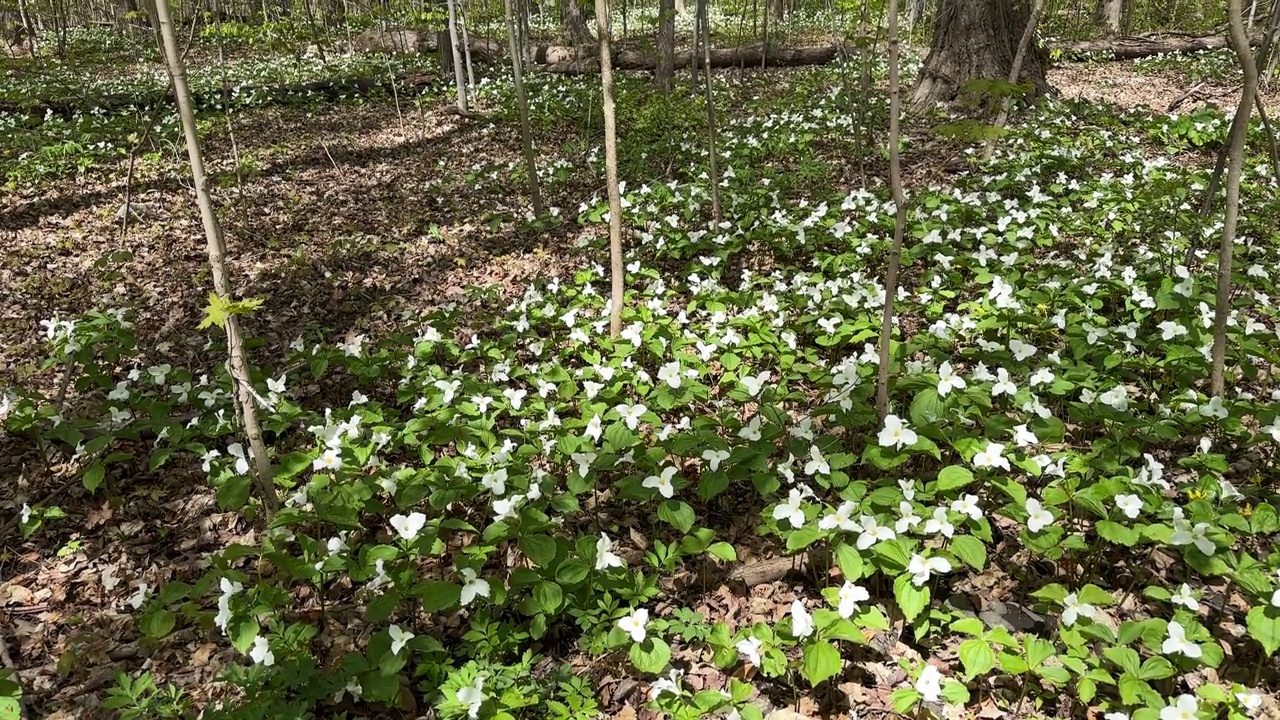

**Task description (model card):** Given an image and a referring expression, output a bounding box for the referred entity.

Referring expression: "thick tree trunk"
[657,0,675,92]
[1052,30,1264,59]
[562,0,594,45]
[911,0,1048,112]
[1096,0,1122,37]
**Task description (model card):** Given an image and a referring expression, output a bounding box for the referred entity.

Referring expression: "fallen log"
[352,28,843,73]
[1049,30,1263,60]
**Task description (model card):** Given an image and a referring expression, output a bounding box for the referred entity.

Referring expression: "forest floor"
[1,55,1277,720]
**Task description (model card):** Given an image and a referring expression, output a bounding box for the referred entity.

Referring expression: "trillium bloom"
[736,636,763,666]
[480,469,507,495]
[855,515,896,549]
[878,414,917,450]
[127,582,149,609]
[923,507,955,537]
[972,442,1010,470]
[773,488,806,528]
[819,501,858,532]
[701,448,730,471]
[740,371,771,396]
[936,362,966,396]
[1024,498,1054,533]
[991,368,1017,397]
[388,624,415,655]
[738,415,763,441]
[1115,494,1143,519]
[1170,583,1199,611]
[649,669,684,700]
[657,361,684,389]
[227,443,250,475]
[584,413,604,442]
[1011,424,1038,447]
[1160,694,1198,720]
[595,533,625,570]
[914,664,942,702]
[390,512,427,541]
[313,448,343,472]
[895,501,922,532]
[616,403,648,430]
[643,467,679,498]
[250,635,274,666]
[1061,592,1096,626]
[836,582,870,618]
[906,553,951,586]
[1170,518,1216,555]
[617,607,649,642]
[804,445,830,476]
[459,568,491,606]
[456,676,486,719]
[790,600,814,638]
[1236,690,1263,713]
[1162,621,1201,658]
[950,494,982,521]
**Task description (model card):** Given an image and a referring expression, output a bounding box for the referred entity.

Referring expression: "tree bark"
[155,0,278,518]
[1052,30,1264,59]
[911,0,1048,112]
[983,0,1046,158]
[875,0,907,421]
[505,0,543,215]
[596,0,624,337]
[1210,0,1257,396]
[562,0,594,45]
[1096,0,1122,37]
[446,0,468,112]
[657,0,675,92]
[699,0,721,222]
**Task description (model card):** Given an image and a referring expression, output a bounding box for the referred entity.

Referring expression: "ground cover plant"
[2,2,1280,719]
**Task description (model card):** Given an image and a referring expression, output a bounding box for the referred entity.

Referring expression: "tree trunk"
[657,0,675,92]
[875,0,907,421]
[911,0,1048,112]
[1096,0,1122,37]
[446,0,468,111]
[505,0,543,215]
[982,0,1046,158]
[459,0,476,91]
[769,0,784,20]
[699,0,721,222]
[595,0,624,337]
[155,0,278,518]
[1210,0,1258,396]
[562,0,594,44]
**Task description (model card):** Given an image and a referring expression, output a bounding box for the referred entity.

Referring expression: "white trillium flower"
[773,488,806,528]
[950,494,983,521]
[643,467,679,498]
[649,669,684,700]
[1160,694,1198,720]
[906,553,951,586]
[1170,518,1216,555]
[878,414,917,450]
[855,515,896,549]
[804,445,830,476]
[923,507,954,537]
[456,676,486,719]
[1061,592,1096,626]
[459,568,491,606]
[736,636,763,666]
[701,448,730,471]
[790,600,814,638]
[390,512,427,541]
[617,607,649,643]
[249,635,274,666]
[657,361,684,389]
[936,361,966,396]
[914,664,942,702]
[836,582,870,618]
[1115,494,1143,519]
[972,442,1010,470]
[227,443,250,475]
[1170,583,1199,611]
[1162,621,1201,658]
[388,624,415,655]
[127,582,149,609]
[1235,690,1262,713]
[740,371,771,396]
[1024,498,1054,533]
[819,501,858,532]
[595,533,625,570]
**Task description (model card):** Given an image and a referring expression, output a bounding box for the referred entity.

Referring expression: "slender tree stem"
[875,0,908,421]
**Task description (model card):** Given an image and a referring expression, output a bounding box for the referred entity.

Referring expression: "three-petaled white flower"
[1024,498,1054,533]
[1062,592,1096,626]
[736,636,763,666]
[915,664,942,702]
[740,371,771,397]
[972,442,1010,470]
[855,515,896,549]
[878,414,917,450]
[950,494,983,521]
[1170,583,1199,611]
[773,488,806,528]
[819,501,858,532]
[390,512,427,541]
[389,624,414,655]
[657,361,684,389]
[643,467,679,498]
[1162,621,1201,658]
[836,582,870,619]
[1160,694,1198,720]
[595,533,625,570]
[616,403,648,430]
[1115,494,1143,519]
[937,362,966,396]
[460,568,491,606]
[804,445,830,476]
[456,676,486,719]
[617,607,649,643]
[906,553,951,586]
[701,448,730,471]
[790,600,814,638]
[249,635,274,666]
[1171,518,1215,556]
